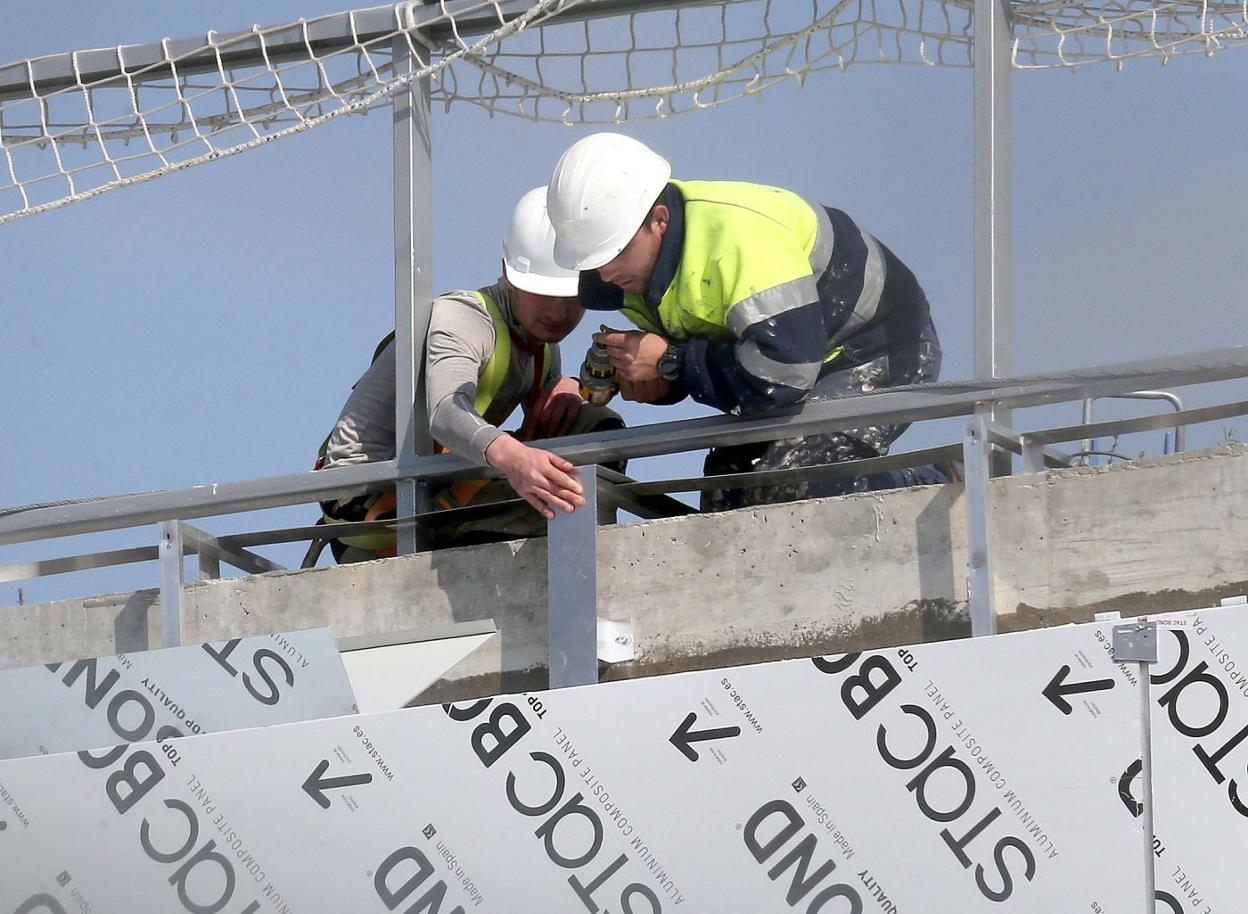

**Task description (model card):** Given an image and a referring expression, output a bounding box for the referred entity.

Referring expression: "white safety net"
[1013,0,1248,69]
[1,0,1245,224]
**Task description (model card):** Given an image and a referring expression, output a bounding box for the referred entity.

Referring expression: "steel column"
[1112,621,1159,911]
[963,414,997,636]
[392,35,435,554]
[547,468,600,688]
[157,520,184,647]
[974,0,1013,476]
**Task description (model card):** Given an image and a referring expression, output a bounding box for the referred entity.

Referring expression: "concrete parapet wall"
[4,445,1248,701]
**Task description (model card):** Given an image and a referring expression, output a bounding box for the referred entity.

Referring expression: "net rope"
[1,0,1244,223]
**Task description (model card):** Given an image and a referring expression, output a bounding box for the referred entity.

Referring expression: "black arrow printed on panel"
[1117,758,1143,817]
[670,712,741,762]
[1155,890,1183,914]
[302,758,373,809]
[1043,664,1116,715]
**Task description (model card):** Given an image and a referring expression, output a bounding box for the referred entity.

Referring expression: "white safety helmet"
[547,132,672,271]
[502,185,581,297]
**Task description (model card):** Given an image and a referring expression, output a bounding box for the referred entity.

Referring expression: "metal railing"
[1077,391,1186,465]
[5,345,1248,679]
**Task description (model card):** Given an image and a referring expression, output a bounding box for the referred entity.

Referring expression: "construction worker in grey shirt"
[318,187,618,561]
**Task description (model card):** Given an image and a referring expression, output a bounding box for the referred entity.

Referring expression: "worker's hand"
[526,376,583,440]
[592,329,667,383]
[484,434,584,520]
[619,377,672,403]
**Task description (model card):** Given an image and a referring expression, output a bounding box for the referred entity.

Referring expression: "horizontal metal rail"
[6,386,1248,585]
[1,0,714,102]
[0,522,283,584]
[2,346,1248,548]
[0,545,163,583]
[1022,398,1248,447]
[622,444,963,495]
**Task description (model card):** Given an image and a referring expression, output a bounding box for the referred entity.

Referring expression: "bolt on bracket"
[1112,620,1158,663]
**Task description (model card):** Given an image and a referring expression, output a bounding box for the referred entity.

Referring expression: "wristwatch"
[657,342,682,382]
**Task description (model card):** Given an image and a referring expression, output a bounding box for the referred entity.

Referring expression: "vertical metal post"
[1138,658,1157,911]
[1112,621,1159,913]
[1080,397,1096,467]
[548,468,599,688]
[393,32,435,554]
[158,520,184,647]
[1020,435,1045,474]
[197,546,221,581]
[974,0,1013,477]
[963,414,997,636]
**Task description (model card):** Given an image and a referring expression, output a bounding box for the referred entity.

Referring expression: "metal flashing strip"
[336,620,499,653]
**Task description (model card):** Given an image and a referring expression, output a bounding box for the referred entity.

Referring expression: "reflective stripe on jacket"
[613,179,927,415]
[320,288,553,552]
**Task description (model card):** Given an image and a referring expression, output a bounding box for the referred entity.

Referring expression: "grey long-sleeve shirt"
[323,280,560,469]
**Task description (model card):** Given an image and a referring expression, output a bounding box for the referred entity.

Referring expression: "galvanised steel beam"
[4,347,1248,546]
[0,1,722,102]
[0,546,162,583]
[595,466,695,518]
[178,523,285,576]
[963,414,997,637]
[1022,398,1248,448]
[392,36,435,555]
[157,520,184,647]
[623,445,962,495]
[973,0,1014,475]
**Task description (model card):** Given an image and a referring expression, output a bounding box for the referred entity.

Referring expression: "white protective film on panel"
[1149,604,1248,913]
[0,628,357,761]
[0,616,1152,912]
[340,633,496,713]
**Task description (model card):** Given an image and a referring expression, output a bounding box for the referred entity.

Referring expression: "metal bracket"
[597,618,635,664]
[964,413,997,636]
[157,519,184,647]
[547,468,599,688]
[179,523,284,579]
[1112,621,1158,663]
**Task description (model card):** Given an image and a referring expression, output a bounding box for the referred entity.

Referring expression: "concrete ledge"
[5,444,1248,703]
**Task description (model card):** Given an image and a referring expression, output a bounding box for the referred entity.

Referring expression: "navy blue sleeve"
[680,300,829,414]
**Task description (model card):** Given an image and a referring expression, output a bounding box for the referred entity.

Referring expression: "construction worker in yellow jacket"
[546,133,945,510]
[318,187,618,562]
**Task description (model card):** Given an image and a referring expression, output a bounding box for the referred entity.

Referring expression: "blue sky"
[2,1,1246,606]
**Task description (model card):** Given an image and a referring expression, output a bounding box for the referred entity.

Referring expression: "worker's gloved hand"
[484,434,584,520]
[525,376,584,440]
[592,328,667,383]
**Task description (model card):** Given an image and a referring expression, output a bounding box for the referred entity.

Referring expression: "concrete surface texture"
[4,444,1247,703]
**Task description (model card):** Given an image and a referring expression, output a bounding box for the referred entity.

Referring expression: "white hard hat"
[502,185,581,297]
[547,132,672,271]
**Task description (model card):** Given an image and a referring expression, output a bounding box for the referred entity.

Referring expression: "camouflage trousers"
[702,329,944,512]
